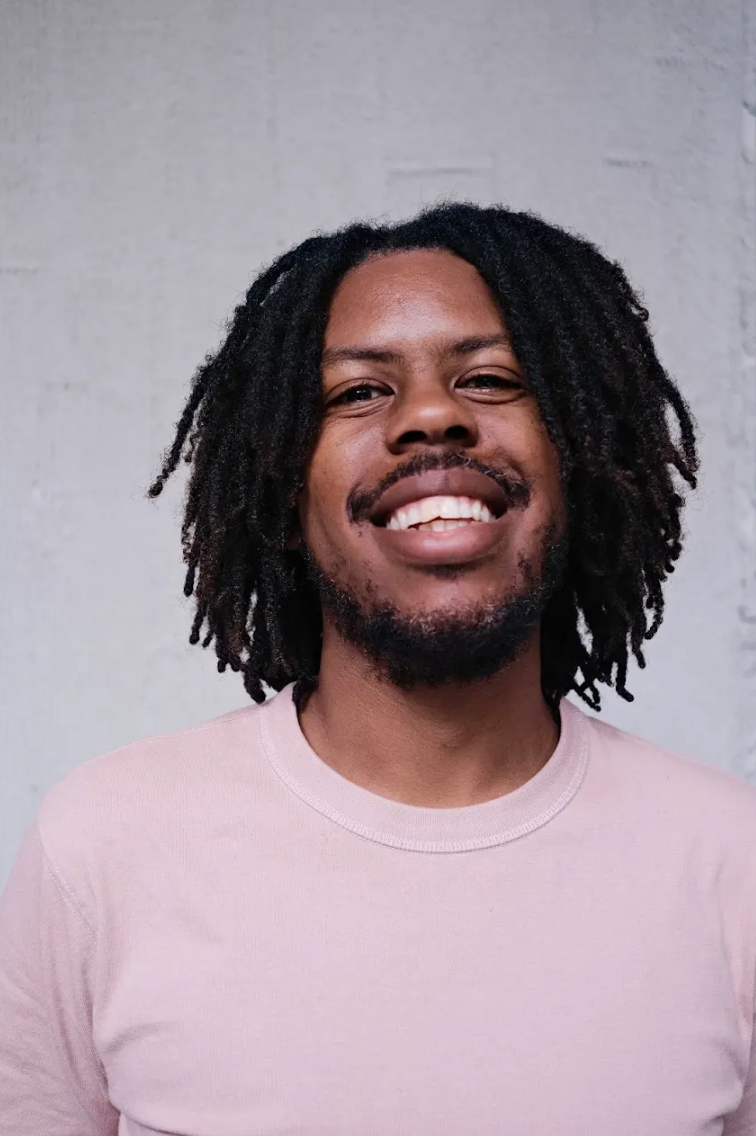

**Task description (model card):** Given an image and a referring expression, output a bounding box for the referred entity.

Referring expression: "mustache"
[347,450,532,523]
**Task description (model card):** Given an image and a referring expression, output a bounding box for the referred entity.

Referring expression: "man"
[1,202,754,1134]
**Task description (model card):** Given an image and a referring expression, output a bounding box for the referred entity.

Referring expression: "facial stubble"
[302,522,568,690]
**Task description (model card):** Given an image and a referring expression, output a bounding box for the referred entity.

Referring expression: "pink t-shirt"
[1,685,756,1135]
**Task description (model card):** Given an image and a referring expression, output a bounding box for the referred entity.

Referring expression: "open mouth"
[360,466,522,547]
[377,494,503,533]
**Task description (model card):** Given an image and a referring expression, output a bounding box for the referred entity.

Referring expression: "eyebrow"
[448,334,512,356]
[321,345,403,367]
[321,334,512,367]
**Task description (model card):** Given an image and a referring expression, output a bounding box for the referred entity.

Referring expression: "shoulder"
[34,698,275,914]
[41,700,263,816]
[574,702,756,847]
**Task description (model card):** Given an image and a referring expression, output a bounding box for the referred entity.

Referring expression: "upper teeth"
[386,495,496,531]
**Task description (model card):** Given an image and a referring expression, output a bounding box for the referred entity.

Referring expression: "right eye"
[329,382,388,406]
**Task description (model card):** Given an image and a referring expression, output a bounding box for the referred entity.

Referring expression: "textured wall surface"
[1,0,754,884]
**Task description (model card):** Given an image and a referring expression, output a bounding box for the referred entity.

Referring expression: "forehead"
[323,248,506,347]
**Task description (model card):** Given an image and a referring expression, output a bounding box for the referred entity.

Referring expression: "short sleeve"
[0,817,119,1135]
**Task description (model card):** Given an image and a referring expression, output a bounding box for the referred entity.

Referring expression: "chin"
[336,596,542,690]
[386,594,514,629]
[304,524,568,687]
[379,570,528,620]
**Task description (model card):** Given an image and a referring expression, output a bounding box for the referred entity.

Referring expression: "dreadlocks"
[147,201,698,712]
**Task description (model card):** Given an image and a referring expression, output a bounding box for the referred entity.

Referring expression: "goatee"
[302,523,568,690]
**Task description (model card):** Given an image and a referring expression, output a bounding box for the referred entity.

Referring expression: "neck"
[297,626,560,808]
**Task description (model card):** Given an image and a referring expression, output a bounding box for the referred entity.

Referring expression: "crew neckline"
[258,684,590,853]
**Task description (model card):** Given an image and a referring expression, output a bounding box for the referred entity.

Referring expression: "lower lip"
[370,514,512,567]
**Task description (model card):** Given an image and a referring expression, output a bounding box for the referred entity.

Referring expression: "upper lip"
[368,469,511,526]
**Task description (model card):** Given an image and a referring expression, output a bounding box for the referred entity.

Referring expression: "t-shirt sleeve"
[0,817,119,1135]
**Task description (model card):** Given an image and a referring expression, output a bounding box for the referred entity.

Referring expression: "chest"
[98,839,751,1136]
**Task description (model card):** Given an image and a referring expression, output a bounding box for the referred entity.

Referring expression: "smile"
[384,495,498,532]
[360,466,522,566]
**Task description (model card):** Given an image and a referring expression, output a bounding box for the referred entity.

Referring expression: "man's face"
[297,247,567,685]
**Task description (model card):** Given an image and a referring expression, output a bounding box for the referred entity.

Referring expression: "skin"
[297,248,566,807]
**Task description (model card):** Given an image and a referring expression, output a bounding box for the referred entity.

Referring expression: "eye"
[457,372,522,392]
[329,382,389,406]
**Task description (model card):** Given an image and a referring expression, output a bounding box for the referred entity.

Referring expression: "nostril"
[445,425,471,441]
[396,429,428,446]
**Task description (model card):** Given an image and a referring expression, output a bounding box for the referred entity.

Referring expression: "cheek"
[497,414,564,527]
[521,411,562,489]
[489,409,560,483]
[297,435,354,548]
[299,425,380,540]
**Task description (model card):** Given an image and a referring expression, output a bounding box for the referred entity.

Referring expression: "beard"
[302,523,568,690]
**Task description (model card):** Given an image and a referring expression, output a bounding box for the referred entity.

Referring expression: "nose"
[385,378,479,454]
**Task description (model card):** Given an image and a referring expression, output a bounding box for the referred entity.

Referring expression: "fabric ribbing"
[258,684,590,853]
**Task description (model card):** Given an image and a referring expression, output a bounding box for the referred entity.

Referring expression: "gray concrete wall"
[2,0,755,884]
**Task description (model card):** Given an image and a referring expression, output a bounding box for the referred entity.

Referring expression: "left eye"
[457,373,521,390]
